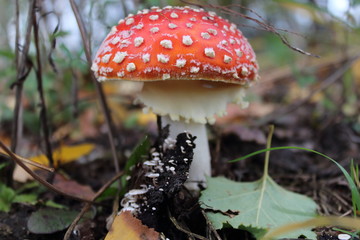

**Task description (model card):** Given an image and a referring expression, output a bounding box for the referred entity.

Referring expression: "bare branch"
[63,171,124,240]
[69,0,120,173]
[12,0,36,153]
[32,0,55,168]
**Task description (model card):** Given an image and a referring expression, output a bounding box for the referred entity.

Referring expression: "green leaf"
[125,136,151,173]
[118,136,151,197]
[229,146,360,217]
[0,162,8,170]
[13,194,38,205]
[200,176,317,239]
[27,208,94,234]
[0,183,16,212]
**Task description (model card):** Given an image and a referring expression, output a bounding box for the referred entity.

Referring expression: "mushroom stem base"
[161,116,211,190]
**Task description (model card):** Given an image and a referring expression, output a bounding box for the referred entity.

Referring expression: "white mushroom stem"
[137,80,249,191]
[162,115,211,190]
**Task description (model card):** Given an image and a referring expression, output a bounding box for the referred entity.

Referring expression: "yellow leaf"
[136,112,156,126]
[30,143,95,167]
[105,211,160,240]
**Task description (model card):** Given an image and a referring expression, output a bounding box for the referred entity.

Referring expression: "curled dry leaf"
[52,174,95,201]
[105,211,160,240]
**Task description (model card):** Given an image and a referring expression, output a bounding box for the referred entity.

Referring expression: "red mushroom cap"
[91,6,258,85]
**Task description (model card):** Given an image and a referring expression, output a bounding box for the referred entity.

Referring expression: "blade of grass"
[229,146,360,216]
[261,216,360,240]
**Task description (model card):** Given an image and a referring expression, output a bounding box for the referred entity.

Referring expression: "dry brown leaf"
[105,211,160,240]
[53,174,95,201]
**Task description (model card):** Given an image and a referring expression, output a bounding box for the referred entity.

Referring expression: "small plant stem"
[263,125,275,177]
[201,209,222,240]
[0,152,54,172]
[63,172,124,240]
[256,125,275,224]
[168,208,206,240]
[33,1,55,169]
[12,0,35,153]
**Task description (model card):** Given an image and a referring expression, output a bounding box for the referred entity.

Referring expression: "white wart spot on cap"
[204,48,215,58]
[168,23,177,29]
[223,25,229,31]
[142,53,150,63]
[117,71,125,77]
[207,29,217,35]
[208,11,216,17]
[190,66,200,73]
[113,51,127,63]
[189,17,196,22]
[109,26,118,35]
[201,32,211,39]
[125,18,135,25]
[111,37,121,45]
[220,40,228,45]
[157,54,169,63]
[241,66,249,76]
[229,39,236,45]
[91,62,98,72]
[182,35,193,46]
[163,73,171,80]
[230,23,237,33]
[100,67,113,74]
[224,55,232,63]
[170,12,179,18]
[150,27,159,33]
[101,53,112,63]
[126,63,136,72]
[120,40,131,46]
[160,39,173,49]
[133,23,144,29]
[186,23,193,28]
[175,58,186,68]
[149,15,159,20]
[134,37,144,47]
[235,49,243,57]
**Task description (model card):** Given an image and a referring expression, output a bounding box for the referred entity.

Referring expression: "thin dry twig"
[181,0,319,58]
[63,171,124,240]
[168,208,207,240]
[12,0,35,153]
[201,209,222,240]
[0,152,54,172]
[0,139,92,203]
[33,1,55,168]
[69,0,120,174]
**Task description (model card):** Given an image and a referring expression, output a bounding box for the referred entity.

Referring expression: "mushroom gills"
[137,80,249,124]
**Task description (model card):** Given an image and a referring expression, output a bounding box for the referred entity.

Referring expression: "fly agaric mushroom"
[91,6,259,190]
